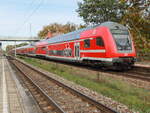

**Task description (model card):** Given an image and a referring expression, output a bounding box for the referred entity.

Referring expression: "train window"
[49,50,53,55]
[96,37,104,46]
[84,39,90,48]
[41,47,47,51]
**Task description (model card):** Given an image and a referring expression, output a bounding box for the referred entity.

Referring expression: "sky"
[0,0,83,49]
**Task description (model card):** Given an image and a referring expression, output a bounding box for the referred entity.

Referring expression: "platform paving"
[0,58,3,113]
[0,57,24,113]
[0,57,41,113]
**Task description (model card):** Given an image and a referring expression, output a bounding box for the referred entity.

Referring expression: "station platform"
[0,57,41,113]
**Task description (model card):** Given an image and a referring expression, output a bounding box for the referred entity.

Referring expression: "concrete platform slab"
[0,57,41,113]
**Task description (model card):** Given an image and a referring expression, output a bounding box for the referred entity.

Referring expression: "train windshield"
[111,29,132,51]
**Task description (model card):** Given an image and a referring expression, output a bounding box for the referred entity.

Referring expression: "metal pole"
[15,41,16,57]
[0,42,2,57]
[30,23,32,39]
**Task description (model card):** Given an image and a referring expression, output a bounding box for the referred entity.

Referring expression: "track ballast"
[9,57,117,113]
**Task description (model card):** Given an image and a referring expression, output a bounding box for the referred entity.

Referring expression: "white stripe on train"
[80,49,106,53]
[23,53,113,62]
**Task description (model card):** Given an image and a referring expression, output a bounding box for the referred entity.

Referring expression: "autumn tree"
[6,43,28,52]
[121,0,150,59]
[77,0,150,60]
[38,23,80,38]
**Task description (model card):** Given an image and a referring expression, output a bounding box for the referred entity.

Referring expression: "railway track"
[9,57,117,113]
[9,59,65,113]
[35,56,150,82]
[51,59,150,82]
[17,56,150,82]
[107,66,150,82]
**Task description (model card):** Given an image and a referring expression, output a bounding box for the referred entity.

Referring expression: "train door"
[35,47,37,54]
[45,46,49,55]
[74,42,80,60]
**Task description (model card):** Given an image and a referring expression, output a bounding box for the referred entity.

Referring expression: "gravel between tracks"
[13,60,106,113]
[15,58,138,113]
[29,57,150,90]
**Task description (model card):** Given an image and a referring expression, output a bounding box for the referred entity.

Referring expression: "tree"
[77,0,126,24]
[38,22,79,38]
[6,43,28,52]
[121,0,150,59]
[77,0,150,60]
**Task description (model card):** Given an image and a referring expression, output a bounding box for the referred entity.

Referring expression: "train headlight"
[117,47,122,50]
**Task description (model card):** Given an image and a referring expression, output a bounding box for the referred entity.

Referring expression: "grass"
[18,56,150,113]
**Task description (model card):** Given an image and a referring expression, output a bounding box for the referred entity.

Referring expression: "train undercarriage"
[82,57,136,70]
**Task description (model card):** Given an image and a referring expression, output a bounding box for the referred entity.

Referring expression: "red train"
[12,22,136,70]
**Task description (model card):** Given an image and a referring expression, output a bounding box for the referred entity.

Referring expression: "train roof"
[16,21,128,49]
[35,21,127,45]
[100,22,128,30]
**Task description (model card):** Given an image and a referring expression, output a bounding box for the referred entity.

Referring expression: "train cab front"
[107,23,136,70]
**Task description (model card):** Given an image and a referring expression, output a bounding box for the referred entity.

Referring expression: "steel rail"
[9,59,66,113]
[22,55,150,82]
[116,72,150,82]
[9,56,118,113]
[107,66,150,82]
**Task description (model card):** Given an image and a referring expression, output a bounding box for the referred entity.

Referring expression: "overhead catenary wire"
[14,0,44,36]
[28,0,37,9]
[14,0,36,34]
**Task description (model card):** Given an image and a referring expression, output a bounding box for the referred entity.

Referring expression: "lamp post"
[0,42,2,57]
[14,41,16,57]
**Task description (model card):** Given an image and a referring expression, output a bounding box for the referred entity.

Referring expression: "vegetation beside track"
[18,56,150,113]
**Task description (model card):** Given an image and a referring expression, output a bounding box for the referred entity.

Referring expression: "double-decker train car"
[14,22,136,69]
